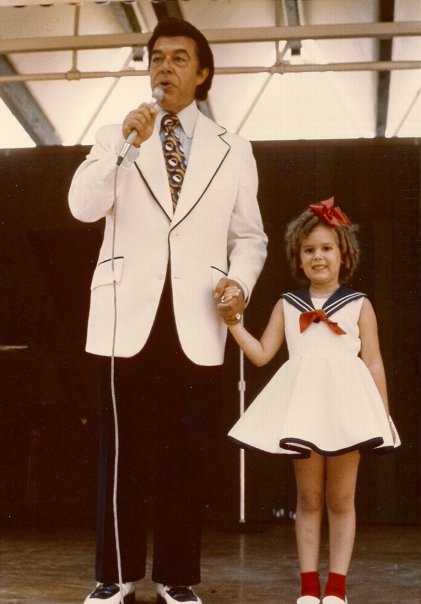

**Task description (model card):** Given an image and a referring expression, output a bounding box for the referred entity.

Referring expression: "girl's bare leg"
[293,451,325,571]
[325,451,360,574]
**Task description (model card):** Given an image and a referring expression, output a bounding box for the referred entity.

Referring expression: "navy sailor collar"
[281,287,366,318]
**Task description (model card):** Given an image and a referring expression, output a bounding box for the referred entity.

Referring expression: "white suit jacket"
[68,110,267,365]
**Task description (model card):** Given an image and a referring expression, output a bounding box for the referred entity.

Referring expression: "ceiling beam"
[2,22,420,54]
[284,0,302,55]
[111,2,145,61]
[151,0,184,20]
[376,0,395,137]
[112,3,143,32]
[0,55,61,145]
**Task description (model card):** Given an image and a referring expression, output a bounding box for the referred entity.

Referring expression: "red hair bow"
[309,197,351,228]
[300,309,346,335]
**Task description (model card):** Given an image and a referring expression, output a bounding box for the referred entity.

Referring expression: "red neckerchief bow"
[309,196,351,228]
[299,309,346,335]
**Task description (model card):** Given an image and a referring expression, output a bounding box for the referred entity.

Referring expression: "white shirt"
[158,100,198,161]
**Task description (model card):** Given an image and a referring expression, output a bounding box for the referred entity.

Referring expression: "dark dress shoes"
[84,582,135,603]
[157,585,202,604]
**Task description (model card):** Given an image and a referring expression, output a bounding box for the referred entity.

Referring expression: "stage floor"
[1,524,420,603]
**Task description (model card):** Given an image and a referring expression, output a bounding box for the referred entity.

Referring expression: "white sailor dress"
[228,287,400,458]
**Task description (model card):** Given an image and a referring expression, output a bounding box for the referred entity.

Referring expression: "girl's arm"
[228,299,285,367]
[358,298,389,414]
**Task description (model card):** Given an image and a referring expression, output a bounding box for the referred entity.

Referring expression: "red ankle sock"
[300,571,321,597]
[325,571,346,600]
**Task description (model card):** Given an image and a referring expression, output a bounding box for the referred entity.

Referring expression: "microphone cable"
[110,163,124,604]
[108,91,163,602]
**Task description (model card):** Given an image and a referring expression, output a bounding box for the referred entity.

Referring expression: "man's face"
[149,36,209,114]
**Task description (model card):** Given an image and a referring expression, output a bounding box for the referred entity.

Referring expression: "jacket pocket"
[91,256,124,290]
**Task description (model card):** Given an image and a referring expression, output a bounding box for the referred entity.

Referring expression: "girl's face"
[299,224,342,291]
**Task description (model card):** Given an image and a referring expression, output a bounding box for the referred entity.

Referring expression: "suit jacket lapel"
[135,126,173,220]
[172,113,230,228]
[135,113,230,225]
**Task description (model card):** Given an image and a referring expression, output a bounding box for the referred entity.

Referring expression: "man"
[69,18,267,604]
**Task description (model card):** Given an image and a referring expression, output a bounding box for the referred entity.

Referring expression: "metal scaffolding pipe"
[0,22,420,54]
[0,60,420,84]
[222,60,421,74]
[393,86,421,136]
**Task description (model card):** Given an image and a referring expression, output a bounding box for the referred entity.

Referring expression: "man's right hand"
[122,102,160,147]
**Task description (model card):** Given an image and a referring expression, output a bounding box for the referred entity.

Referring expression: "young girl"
[219,198,400,604]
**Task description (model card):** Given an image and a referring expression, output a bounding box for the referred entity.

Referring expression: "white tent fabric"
[0,0,420,148]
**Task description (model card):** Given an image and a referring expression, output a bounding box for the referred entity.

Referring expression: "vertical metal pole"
[71,5,80,73]
[238,318,246,524]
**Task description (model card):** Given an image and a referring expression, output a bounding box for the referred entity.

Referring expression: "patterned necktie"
[161,114,187,210]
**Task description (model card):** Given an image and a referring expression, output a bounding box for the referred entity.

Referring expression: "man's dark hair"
[147,18,214,101]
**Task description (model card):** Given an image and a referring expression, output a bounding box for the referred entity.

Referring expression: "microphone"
[116,87,164,166]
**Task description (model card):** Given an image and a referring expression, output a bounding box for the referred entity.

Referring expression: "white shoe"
[84,582,135,603]
[297,596,321,604]
[322,597,348,604]
[156,584,202,604]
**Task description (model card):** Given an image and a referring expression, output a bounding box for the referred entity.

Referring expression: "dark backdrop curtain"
[1,140,419,528]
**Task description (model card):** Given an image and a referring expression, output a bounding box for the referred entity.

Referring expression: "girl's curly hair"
[285,209,360,284]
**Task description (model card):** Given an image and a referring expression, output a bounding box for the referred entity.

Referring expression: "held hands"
[214,278,245,326]
[122,102,160,147]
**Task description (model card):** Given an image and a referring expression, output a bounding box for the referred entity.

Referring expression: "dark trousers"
[95,277,222,585]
